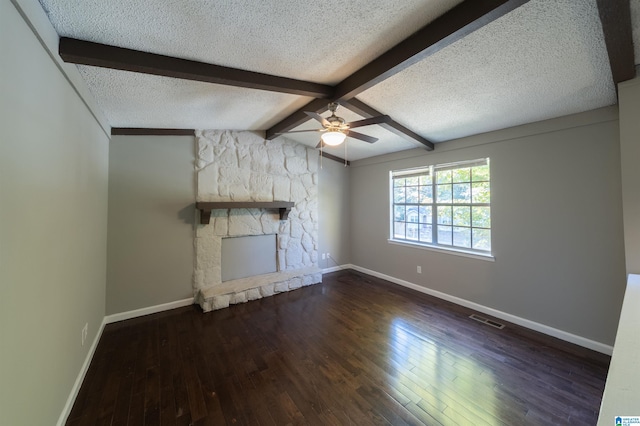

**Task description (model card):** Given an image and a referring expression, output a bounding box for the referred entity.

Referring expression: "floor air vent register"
[469,313,505,329]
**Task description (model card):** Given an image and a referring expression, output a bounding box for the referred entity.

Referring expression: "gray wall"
[349,107,626,346]
[0,1,109,424]
[319,155,351,269]
[107,135,196,315]
[619,77,640,275]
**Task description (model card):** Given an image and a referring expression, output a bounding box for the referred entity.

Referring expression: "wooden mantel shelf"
[195,201,295,224]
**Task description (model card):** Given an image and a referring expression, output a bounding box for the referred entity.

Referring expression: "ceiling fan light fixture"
[321,130,346,146]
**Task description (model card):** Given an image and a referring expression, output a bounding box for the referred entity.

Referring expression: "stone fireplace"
[194,130,322,312]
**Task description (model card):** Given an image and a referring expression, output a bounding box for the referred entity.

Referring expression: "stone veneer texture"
[194,130,322,312]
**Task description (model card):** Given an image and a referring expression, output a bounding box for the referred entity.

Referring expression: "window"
[391,158,491,255]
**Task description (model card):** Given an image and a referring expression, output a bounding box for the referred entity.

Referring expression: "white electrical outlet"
[322,253,326,260]
[81,323,88,346]
[417,266,422,274]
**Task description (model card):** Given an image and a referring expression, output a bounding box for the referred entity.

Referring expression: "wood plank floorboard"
[67,269,610,425]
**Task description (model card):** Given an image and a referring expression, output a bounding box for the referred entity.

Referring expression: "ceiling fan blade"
[305,111,330,127]
[347,115,392,129]
[348,130,378,144]
[275,129,324,135]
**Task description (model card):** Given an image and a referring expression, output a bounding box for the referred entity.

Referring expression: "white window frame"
[389,158,493,260]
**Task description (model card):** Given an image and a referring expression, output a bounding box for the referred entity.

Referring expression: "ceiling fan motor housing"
[327,116,347,129]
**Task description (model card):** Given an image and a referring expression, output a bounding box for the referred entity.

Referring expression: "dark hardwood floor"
[67,270,610,425]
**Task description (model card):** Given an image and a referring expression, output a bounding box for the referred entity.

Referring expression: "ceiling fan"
[278,102,391,148]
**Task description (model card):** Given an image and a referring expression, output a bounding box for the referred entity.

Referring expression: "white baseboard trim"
[322,264,350,274]
[58,297,195,425]
[57,317,107,426]
[347,264,613,355]
[105,297,195,324]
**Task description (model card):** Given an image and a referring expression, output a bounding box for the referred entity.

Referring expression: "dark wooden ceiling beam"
[268,0,529,147]
[595,0,635,86]
[65,1,535,149]
[111,128,195,136]
[265,98,329,140]
[59,37,334,98]
[341,99,434,151]
[332,0,531,101]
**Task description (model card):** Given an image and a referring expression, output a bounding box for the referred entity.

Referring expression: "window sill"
[388,239,495,262]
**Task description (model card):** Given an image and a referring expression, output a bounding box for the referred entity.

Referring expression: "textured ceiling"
[76,66,313,130]
[358,0,616,142]
[37,0,628,161]
[39,0,459,84]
